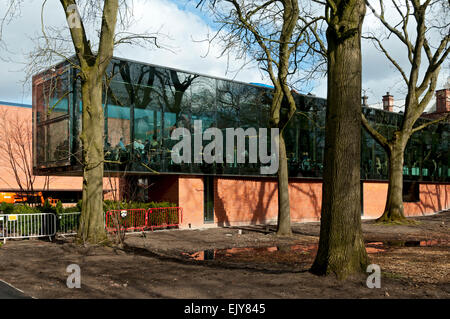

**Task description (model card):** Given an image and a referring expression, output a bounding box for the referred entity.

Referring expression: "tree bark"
[311,0,369,279]
[377,136,408,222]
[277,132,292,236]
[78,73,107,244]
[60,0,119,245]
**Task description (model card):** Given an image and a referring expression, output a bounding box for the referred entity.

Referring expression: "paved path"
[0,280,32,299]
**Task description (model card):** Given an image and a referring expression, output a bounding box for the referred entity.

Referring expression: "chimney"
[382,92,394,112]
[435,88,450,113]
[362,95,368,107]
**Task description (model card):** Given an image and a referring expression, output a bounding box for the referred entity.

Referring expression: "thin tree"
[26,0,161,244]
[309,0,370,279]
[362,0,449,223]
[200,0,322,236]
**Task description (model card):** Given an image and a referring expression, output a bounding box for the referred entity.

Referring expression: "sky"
[0,0,448,109]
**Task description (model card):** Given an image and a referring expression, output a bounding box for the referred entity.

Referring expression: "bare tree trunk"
[311,0,369,279]
[59,0,119,245]
[78,74,107,244]
[362,0,449,223]
[377,136,408,222]
[276,132,292,236]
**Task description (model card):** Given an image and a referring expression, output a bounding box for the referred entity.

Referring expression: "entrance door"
[204,176,214,223]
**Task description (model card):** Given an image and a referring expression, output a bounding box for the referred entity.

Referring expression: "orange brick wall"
[178,176,204,228]
[289,181,322,221]
[363,182,450,219]
[175,177,448,228]
[0,104,82,192]
[0,103,117,197]
[214,177,322,227]
[214,177,278,226]
[404,184,450,216]
[362,182,388,218]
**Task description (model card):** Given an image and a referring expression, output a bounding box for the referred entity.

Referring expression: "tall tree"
[201,0,321,235]
[25,0,160,244]
[59,0,120,244]
[310,0,369,279]
[362,0,449,223]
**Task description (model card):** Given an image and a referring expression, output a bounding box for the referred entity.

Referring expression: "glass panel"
[31,56,449,183]
[34,66,71,123]
[204,176,214,222]
[36,125,46,166]
[36,118,70,166]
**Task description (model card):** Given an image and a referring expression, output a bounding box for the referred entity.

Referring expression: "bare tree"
[200,0,323,236]
[25,0,162,245]
[362,0,450,223]
[308,0,369,279]
[0,0,22,59]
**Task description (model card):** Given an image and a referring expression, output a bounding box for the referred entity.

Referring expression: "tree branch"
[361,112,390,151]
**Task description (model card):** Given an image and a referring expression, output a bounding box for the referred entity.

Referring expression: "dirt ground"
[0,211,448,299]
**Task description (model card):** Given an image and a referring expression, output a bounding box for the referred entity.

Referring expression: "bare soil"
[0,211,448,299]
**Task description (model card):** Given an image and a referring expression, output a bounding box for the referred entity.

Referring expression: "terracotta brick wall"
[0,103,117,196]
[0,104,83,192]
[403,183,450,216]
[362,182,388,218]
[177,178,448,228]
[363,181,450,219]
[214,177,278,226]
[289,181,322,222]
[213,177,322,227]
[178,176,204,228]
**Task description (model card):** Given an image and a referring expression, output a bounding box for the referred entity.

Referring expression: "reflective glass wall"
[32,61,72,169]
[32,57,449,182]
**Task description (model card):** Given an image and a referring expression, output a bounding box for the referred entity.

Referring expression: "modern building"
[0,101,118,204]
[32,57,450,228]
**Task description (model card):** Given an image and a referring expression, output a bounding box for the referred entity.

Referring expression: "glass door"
[204,176,214,223]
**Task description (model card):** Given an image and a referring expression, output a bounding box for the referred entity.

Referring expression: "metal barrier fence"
[148,207,183,231]
[105,207,183,233]
[105,209,148,233]
[57,212,81,236]
[0,208,182,242]
[0,213,56,244]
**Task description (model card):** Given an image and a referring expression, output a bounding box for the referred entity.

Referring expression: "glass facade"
[32,62,72,168]
[32,57,449,182]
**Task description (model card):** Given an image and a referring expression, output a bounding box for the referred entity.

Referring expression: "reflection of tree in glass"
[217,81,262,128]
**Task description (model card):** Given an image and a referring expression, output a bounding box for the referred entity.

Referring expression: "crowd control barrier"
[105,207,182,233]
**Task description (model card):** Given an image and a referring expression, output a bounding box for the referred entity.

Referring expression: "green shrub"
[63,206,80,213]
[37,199,56,215]
[0,202,15,214]
[55,200,64,215]
[13,204,38,215]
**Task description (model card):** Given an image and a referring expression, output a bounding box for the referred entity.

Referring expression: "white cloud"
[0,0,447,106]
[0,0,268,105]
